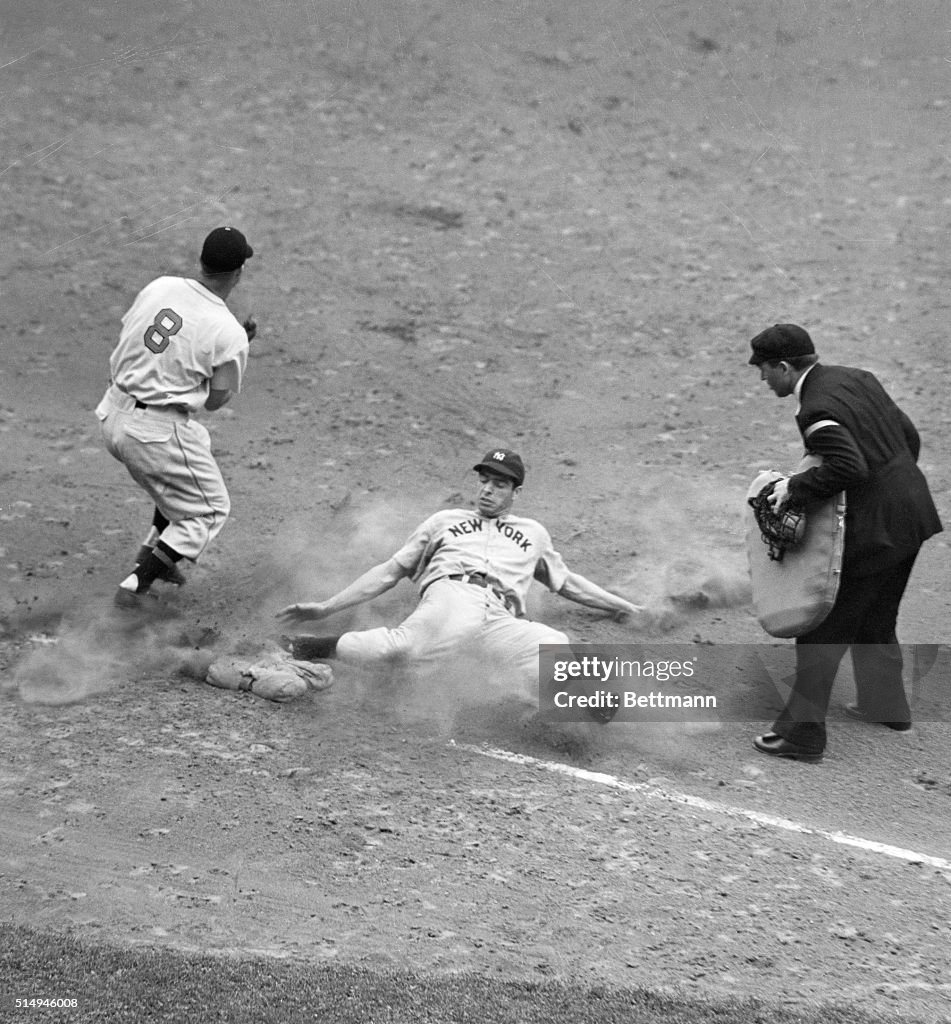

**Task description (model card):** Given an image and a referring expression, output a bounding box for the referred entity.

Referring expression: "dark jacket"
[787,363,942,576]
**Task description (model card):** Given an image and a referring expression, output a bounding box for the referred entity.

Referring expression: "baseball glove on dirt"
[205,652,333,702]
[748,478,806,562]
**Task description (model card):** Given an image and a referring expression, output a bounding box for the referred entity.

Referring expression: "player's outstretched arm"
[277,557,408,624]
[558,571,642,622]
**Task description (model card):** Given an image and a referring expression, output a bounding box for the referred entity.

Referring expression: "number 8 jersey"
[108,276,249,413]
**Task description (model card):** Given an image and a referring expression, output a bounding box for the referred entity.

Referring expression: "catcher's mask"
[748,479,806,561]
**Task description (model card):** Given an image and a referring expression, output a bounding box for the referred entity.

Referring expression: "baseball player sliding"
[278,449,642,703]
[95,226,256,608]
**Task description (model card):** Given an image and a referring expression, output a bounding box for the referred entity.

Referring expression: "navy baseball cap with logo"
[201,226,254,273]
[748,323,815,365]
[473,449,525,486]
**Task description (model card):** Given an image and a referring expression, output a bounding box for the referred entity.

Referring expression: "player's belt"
[444,573,515,612]
[132,397,189,415]
[112,382,188,416]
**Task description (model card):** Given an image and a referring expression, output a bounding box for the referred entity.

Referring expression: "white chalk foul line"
[454,743,951,873]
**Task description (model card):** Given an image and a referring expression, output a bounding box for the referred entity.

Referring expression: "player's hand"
[276,602,329,624]
[243,316,257,343]
[612,600,644,623]
[767,477,790,512]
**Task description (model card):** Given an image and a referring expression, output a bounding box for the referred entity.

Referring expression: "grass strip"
[0,922,929,1024]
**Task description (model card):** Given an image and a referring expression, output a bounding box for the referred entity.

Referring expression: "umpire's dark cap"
[201,226,254,273]
[748,323,815,365]
[473,449,525,486]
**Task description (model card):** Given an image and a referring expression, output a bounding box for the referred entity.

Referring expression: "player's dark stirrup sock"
[122,542,185,593]
[290,636,339,661]
[135,510,172,567]
[134,544,154,566]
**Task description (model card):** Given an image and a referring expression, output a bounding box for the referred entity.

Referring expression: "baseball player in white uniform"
[95,226,255,608]
[277,449,641,701]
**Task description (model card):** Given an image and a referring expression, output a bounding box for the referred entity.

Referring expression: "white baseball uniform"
[335,508,572,696]
[95,276,248,561]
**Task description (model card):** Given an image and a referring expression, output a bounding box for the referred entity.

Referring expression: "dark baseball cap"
[473,448,525,486]
[200,226,254,273]
[748,323,815,365]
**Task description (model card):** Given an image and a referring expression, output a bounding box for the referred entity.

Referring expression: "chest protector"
[746,454,846,637]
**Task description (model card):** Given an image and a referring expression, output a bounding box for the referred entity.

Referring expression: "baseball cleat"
[114,587,141,609]
[586,703,619,725]
[281,634,338,661]
[113,587,158,610]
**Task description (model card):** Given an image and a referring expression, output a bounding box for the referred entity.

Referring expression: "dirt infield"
[2,2,950,1021]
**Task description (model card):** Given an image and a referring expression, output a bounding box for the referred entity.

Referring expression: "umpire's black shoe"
[753,732,824,763]
[844,704,912,731]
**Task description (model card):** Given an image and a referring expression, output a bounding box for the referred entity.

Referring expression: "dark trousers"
[773,553,917,752]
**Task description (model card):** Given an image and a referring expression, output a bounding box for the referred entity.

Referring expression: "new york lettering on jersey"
[396,508,567,620]
[445,516,533,551]
[447,517,485,537]
[492,517,533,552]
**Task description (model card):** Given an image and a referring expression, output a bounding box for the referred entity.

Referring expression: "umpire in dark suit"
[748,324,942,762]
